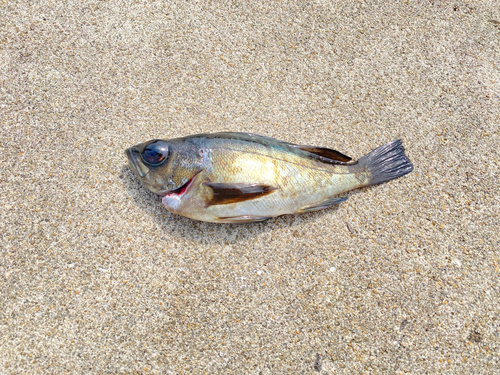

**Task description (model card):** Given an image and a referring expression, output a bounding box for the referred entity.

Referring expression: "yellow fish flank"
[125,133,413,223]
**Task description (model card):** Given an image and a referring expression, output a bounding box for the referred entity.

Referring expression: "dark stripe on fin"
[298,197,348,213]
[204,182,277,206]
[215,215,272,223]
[358,140,413,185]
[291,145,352,162]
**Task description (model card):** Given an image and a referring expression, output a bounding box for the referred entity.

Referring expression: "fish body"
[125,132,413,223]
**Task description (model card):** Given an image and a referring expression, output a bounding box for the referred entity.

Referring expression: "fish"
[125,132,413,223]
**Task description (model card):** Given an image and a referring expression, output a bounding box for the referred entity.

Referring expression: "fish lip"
[125,148,149,177]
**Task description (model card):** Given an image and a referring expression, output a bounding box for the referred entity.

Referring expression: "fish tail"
[358,140,413,186]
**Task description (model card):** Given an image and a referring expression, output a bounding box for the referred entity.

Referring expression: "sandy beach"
[1,1,499,373]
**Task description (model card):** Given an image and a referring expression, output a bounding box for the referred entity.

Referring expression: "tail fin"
[358,140,413,185]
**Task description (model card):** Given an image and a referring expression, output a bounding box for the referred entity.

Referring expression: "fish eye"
[142,140,169,166]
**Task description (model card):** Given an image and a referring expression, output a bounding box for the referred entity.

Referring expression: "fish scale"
[206,141,339,215]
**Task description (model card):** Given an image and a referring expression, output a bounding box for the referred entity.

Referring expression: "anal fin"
[215,215,272,223]
[298,197,348,213]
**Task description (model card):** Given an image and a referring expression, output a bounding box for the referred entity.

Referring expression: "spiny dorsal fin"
[291,145,352,163]
[189,132,354,164]
[204,182,277,206]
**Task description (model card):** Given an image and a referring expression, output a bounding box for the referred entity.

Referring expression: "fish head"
[125,138,203,196]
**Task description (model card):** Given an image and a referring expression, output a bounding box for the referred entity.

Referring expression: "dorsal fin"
[206,133,353,164]
[204,183,277,206]
[291,145,352,163]
[182,132,355,165]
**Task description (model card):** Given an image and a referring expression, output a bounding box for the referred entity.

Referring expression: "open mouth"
[162,171,201,199]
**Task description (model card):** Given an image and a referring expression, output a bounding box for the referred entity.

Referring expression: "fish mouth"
[162,172,200,201]
[125,148,150,177]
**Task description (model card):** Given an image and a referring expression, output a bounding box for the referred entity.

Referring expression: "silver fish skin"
[125,132,413,223]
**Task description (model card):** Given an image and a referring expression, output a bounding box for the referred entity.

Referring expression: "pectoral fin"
[204,182,278,206]
[298,197,348,213]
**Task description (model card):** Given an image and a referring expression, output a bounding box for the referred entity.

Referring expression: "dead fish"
[125,132,413,223]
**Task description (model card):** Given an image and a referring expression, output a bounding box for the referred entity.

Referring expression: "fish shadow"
[119,165,362,245]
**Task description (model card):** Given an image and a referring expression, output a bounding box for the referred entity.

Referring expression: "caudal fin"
[358,140,413,185]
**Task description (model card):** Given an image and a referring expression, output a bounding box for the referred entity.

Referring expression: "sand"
[1,0,499,373]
